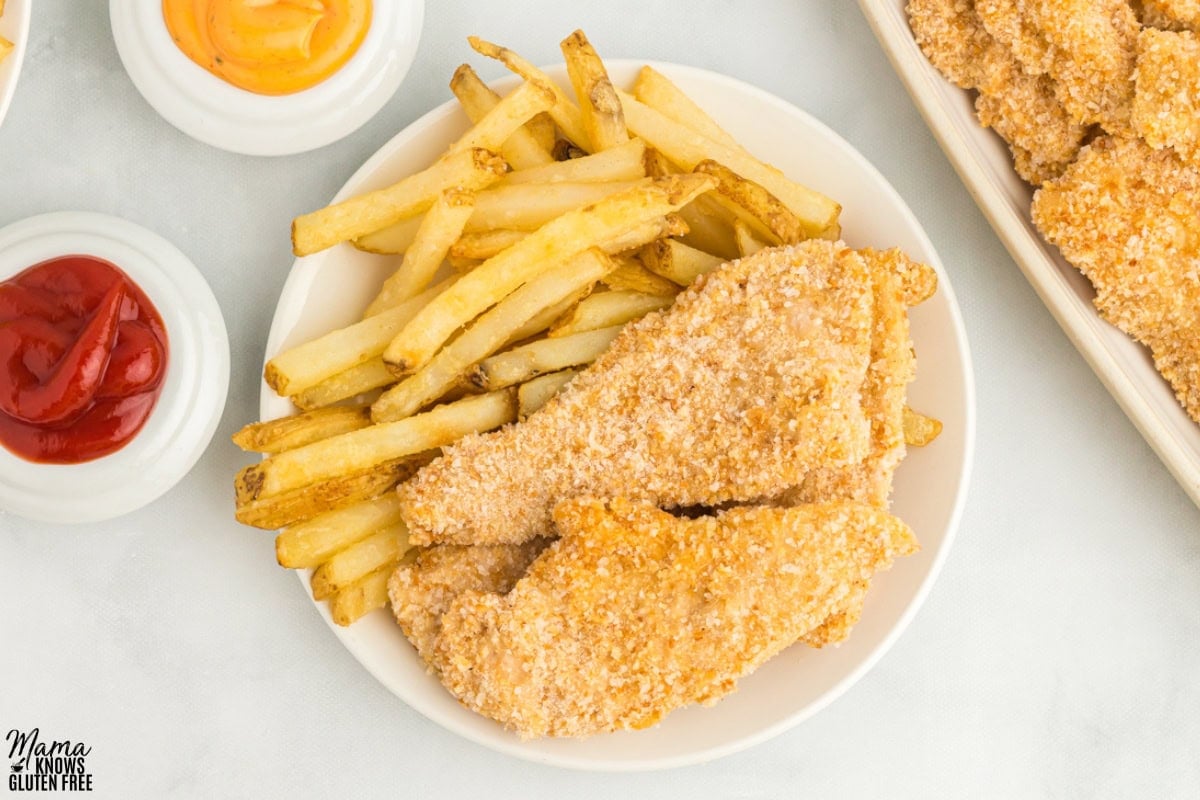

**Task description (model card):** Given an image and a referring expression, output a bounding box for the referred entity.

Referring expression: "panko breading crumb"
[399,241,880,547]
[908,0,1087,184]
[388,540,551,667]
[1032,135,1200,421]
[432,498,919,738]
[1139,0,1200,31]
[1133,28,1200,165]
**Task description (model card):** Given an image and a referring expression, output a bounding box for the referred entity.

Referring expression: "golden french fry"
[292,147,507,256]
[903,406,943,447]
[450,64,554,169]
[463,180,645,232]
[500,139,645,185]
[275,493,405,569]
[383,174,715,373]
[234,454,431,530]
[527,112,556,152]
[310,522,410,599]
[352,214,423,255]
[235,390,516,504]
[694,159,805,245]
[470,324,622,390]
[468,35,591,149]
[290,358,396,410]
[503,288,593,345]
[561,30,628,151]
[549,290,673,337]
[517,369,580,418]
[264,278,455,397]
[617,89,841,237]
[446,78,557,155]
[599,213,688,255]
[375,250,614,421]
[364,193,474,316]
[634,66,741,147]
[450,229,528,260]
[232,406,371,454]
[676,201,739,259]
[733,218,769,257]
[329,566,394,627]
[638,238,724,286]
[601,256,680,296]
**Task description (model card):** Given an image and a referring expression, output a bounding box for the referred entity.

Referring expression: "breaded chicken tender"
[399,242,880,547]
[1138,0,1200,31]
[1133,28,1200,165]
[388,540,551,666]
[909,0,1087,183]
[433,498,920,738]
[1033,135,1200,421]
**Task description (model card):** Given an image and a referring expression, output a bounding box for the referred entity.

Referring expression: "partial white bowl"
[0,212,229,524]
[259,62,975,770]
[108,0,424,156]
[858,0,1200,509]
[0,0,30,128]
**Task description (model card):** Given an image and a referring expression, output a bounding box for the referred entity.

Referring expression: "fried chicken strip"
[1033,135,1200,421]
[1133,28,1200,166]
[433,498,920,738]
[399,241,878,546]
[1137,0,1200,31]
[388,540,551,667]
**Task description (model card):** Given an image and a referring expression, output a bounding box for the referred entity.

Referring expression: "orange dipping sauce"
[0,257,169,464]
[162,0,372,96]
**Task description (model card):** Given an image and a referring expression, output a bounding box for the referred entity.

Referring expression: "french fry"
[291,358,396,410]
[446,78,557,155]
[450,64,554,170]
[463,180,646,232]
[527,112,556,152]
[733,219,769,257]
[903,406,943,447]
[450,228,527,260]
[264,278,455,396]
[470,325,622,390]
[503,289,592,345]
[383,174,714,373]
[500,139,645,185]
[310,522,410,600]
[517,369,580,418]
[468,36,591,149]
[694,159,805,245]
[638,238,724,286]
[232,406,371,454]
[549,290,672,337]
[364,194,474,316]
[601,256,680,296]
[375,250,615,421]
[353,214,423,255]
[235,390,516,504]
[600,213,688,254]
[292,147,507,256]
[330,566,393,627]
[234,454,430,530]
[561,30,628,151]
[617,89,841,237]
[676,201,739,259]
[633,66,740,147]
[275,493,405,569]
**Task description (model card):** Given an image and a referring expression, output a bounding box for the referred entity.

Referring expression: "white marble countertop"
[2,1,1198,796]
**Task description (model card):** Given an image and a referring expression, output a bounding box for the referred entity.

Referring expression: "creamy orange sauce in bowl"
[162,0,372,95]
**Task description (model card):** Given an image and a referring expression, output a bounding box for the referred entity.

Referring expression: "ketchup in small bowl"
[0,255,169,463]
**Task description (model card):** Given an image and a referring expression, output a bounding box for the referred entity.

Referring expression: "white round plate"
[0,212,230,524]
[0,0,31,129]
[108,0,424,156]
[260,62,976,770]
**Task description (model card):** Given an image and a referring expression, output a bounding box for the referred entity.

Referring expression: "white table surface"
[2,1,1198,797]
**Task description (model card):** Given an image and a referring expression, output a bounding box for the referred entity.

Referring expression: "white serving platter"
[857,0,1200,509]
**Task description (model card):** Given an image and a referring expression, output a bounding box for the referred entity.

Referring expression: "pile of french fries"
[233,29,941,627]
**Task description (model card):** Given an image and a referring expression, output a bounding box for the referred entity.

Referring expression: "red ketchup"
[0,256,169,463]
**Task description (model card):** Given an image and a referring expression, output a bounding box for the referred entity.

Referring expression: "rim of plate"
[0,0,32,129]
[0,212,230,524]
[260,60,976,770]
[108,0,425,156]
